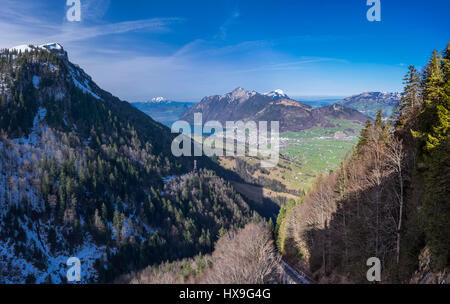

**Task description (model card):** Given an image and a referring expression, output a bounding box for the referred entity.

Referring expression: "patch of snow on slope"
[0,73,8,94]
[68,65,101,100]
[0,219,105,283]
[72,76,101,100]
[37,234,106,284]
[32,76,40,89]
[14,107,47,146]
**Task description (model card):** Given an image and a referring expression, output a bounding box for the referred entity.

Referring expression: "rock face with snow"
[0,43,254,284]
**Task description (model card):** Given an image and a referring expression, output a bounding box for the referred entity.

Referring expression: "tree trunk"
[396,171,404,265]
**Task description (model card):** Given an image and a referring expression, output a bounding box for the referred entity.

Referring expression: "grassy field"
[279,119,363,189]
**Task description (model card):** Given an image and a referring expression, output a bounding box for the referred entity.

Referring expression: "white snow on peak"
[214,87,291,103]
[221,87,257,102]
[264,89,289,99]
[8,45,34,53]
[150,96,168,103]
[230,87,246,98]
[215,87,290,103]
[273,89,285,95]
[8,43,66,56]
[39,43,63,52]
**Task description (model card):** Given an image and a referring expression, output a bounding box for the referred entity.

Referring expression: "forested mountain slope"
[276,43,450,283]
[338,92,401,119]
[0,44,260,283]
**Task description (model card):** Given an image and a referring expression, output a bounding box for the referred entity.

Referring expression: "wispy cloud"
[0,0,181,47]
[223,57,349,74]
[215,9,240,40]
[0,1,405,102]
[81,0,112,22]
[50,18,182,44]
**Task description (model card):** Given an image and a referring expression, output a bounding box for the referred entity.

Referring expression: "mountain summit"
[181,88,369,132]
[338,91,400,118]
[263,89,289,99]
[181,88,276,123]
[9,43,68,58]
[150,96,169,103]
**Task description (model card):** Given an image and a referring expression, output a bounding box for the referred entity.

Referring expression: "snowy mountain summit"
[263,89,289,99]
[223,87,258,103]
[9,43,68,57]
[150,97,169,103]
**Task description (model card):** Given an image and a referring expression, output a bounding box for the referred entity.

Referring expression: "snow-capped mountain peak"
[221,87,257,102]
[231,87,247,97]
[264,89,289,99]
[7,43,101,101]
[150,96,168,103]
[40,43,64,52]
[9,43,67,58]
[8,44,34,53]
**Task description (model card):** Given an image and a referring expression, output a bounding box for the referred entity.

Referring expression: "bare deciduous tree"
[386,136,406,264]
[202,222,281,284]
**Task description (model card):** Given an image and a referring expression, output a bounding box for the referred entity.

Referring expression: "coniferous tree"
[374,109,383,127]
[417,50,446,151]
[417,45,450,269]
[356,119,373,152]
[397,66,422,122]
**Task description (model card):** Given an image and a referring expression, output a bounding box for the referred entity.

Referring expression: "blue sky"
[1,0,449,101]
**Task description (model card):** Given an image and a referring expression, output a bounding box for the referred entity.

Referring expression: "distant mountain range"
[138,90,399,131]
[180,88,370,132]
[338,92,401,119]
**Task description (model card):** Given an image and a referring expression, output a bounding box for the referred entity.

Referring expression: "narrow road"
[280,259,313,284]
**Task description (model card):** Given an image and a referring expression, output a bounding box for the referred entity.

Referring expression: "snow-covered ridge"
[8,43,67,57]
[213,87,290,103]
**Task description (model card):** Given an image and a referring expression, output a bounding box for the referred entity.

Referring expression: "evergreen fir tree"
[418,50,446,151]
[374,109,384,127]
[398,65,422,119]
[415,44,450,270]
[356,119,373,152]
